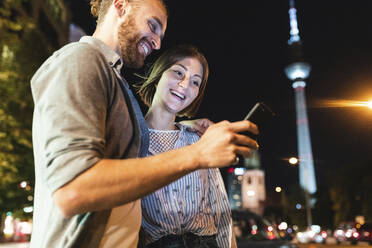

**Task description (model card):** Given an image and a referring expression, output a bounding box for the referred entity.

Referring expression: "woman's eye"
[173,70,183,77]
[193,81,200,87]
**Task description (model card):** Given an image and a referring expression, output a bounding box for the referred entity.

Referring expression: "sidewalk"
[0,243,29,248]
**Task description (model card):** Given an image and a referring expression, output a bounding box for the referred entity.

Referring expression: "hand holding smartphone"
[242,102,276,140]
[232,102,275,167]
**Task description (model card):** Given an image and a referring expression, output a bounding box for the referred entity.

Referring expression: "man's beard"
[118,16,145,69]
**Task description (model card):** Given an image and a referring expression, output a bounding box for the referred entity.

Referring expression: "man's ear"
[113,0,129,17]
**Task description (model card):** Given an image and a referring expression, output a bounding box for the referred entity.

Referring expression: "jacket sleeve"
[31,43,113,194]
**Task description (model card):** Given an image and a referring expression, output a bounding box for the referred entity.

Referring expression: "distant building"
[241,169,266,216]
[226,151,266,216]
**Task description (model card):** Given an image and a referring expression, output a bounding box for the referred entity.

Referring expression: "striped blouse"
[141,123,232,248]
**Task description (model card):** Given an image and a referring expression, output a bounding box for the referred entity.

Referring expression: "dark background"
[66,0,372,193]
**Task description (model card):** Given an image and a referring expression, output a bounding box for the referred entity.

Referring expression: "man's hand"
[180,118,214,136]
[191,120,259,169]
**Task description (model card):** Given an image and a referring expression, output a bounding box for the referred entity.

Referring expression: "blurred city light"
[3,213,14,236]
[19,181,27,188]
[289,157,298,165]
[23,206,33,213]
[296,203,302,209]
[313,99,372,109]
[247,190,256,197]
[284,62,311,81]
[278,222,288,230]
[234,167,245,175]
[275,186,282,192]
[367,100,372,109]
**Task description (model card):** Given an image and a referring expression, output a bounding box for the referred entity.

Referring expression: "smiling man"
[30,0,259,247]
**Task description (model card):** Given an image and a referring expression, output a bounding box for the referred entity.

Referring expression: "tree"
[329,160,372,227]
[0,0,70,238]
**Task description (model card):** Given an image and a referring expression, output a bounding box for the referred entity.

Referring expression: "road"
[298,243,372,248]
[0,241,371,248]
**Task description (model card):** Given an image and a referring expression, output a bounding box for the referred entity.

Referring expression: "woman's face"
[152,57,203,114]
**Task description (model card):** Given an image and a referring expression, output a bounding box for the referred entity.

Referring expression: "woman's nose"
[178,78,190,88]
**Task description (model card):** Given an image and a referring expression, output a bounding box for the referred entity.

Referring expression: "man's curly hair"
[90,0,113,23]
[90,0,167,24]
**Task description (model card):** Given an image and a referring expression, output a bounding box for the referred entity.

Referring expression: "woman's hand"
[180,118,214,136]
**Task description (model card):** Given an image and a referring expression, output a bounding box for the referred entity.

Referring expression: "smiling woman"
[134,44,235,248]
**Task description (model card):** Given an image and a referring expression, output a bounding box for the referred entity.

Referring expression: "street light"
[367,100,372,109]
[289,157,298,165]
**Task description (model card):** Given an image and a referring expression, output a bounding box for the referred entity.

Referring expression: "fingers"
[234,145,254,159]
[195,118,214,133]
[194,120,260,169]
[230,120,259,135]
[234,133,259,150]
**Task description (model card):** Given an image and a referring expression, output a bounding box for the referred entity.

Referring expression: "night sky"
[66,0,372,192]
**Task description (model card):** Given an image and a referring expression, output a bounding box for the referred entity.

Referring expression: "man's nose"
[151,36,161,50]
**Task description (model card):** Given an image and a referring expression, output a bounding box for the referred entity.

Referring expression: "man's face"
[118,0,167,69]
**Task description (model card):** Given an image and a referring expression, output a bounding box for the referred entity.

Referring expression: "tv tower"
[284,0,317,228]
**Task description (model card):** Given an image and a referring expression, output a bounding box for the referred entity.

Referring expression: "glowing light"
[367,100,372,109]
[296,203,302,209]
[3,214,14,236]
[19,181,27,188]
[287,0,301,44]
[345,229,352,238]
[312,99,372,109]
[267,231,275,240]
[247,190,255,197]
[275,186,282,193]
[279,222,288,230]
[289,157,298,165]
[285,62,311,81]
[292,80,306,88]
[234,168,245,175]
[18,221,32,235]
[23,206,33,213]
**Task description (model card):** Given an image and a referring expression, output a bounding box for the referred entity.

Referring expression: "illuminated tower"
[284,0,317,228]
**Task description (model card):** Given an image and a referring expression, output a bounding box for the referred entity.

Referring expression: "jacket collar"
[79,36,123,71]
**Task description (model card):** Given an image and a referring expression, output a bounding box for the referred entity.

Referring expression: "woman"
[137,44,235,248]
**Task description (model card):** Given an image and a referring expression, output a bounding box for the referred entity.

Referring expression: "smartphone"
[242,102,276,140]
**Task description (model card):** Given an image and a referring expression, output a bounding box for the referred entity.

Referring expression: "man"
[30,0,259,247]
